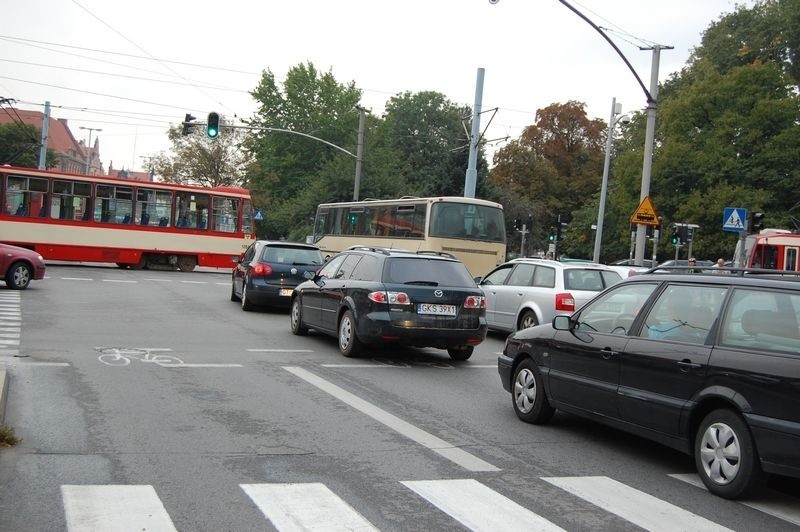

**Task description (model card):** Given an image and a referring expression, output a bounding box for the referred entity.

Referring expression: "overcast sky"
[2,0,748,174]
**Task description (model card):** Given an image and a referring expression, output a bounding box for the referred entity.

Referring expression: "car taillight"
[251,263,273,276]
[368,291,411,305]
[555,292,575,311]
[463,295,486,309]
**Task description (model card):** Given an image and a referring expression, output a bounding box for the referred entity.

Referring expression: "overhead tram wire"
[0,59,250,94]
[0,35,261,76]
[69,0,236,115]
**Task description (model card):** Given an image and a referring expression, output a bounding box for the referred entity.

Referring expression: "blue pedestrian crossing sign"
[722,207,746,232]
[254,210,264,221]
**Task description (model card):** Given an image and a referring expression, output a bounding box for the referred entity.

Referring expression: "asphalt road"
[0,264,798,531]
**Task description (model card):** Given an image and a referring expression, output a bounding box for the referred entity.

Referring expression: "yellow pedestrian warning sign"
[630,196,660,226]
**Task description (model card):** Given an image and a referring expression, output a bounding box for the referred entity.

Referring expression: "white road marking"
[60,277,93,281]
[543,476,732,532]
[247,349,314,353]
[241,482,378,531]
[669,473,800,526]
[102,279,137,283]
[403,479,564,531]
[61,484,177,532]
[284,366,500,472]
[144,278,173,282]
[180,280,208,284]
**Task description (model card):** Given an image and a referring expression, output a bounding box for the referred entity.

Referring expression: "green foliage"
[0,423,20,447]
[245,63,491,240]
[150,119,249,188]
[0,123,57,169]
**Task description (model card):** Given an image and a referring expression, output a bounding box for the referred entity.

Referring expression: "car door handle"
[677,359,702,371]
[601,348,618,359]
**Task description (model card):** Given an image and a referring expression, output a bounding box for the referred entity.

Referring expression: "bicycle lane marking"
[95,347,242,368]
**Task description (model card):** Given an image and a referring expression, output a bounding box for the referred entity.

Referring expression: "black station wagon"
[290,246,487,359]
[498,268,800,499]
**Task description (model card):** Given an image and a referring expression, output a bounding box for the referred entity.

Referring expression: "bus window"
[96,185,133,224]
[212,196,238,233]
[175,192,210,230]
[430,203,467,238]
[137,188,172,227]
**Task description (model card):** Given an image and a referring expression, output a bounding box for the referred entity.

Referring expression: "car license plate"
[418,303,457,316]
[279,288,293,297]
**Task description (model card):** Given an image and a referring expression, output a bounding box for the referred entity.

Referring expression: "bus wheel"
[177,256,197,272]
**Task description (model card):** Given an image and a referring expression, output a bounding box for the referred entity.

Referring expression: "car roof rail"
[415,250,457,260]
[344,245,392,255]
[639,265,800,278]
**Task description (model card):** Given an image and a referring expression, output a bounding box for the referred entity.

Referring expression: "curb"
[0,367,6,424]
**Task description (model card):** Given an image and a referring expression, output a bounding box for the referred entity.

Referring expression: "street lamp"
[592,98,628,263]
[79,126,102,174]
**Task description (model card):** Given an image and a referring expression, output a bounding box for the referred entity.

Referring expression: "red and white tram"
[735,229,800,271]
[0,166,255,271]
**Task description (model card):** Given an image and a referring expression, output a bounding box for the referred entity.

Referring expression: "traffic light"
[548,227,556,242]
[206,112,220,138]
[182,113,196,136]
[751,212,765,232]
[685,226,695,243]
[670,228,680,245]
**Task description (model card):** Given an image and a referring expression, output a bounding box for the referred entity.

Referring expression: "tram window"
[5,175,48,218]
[137,189,172,227]
[95,185,133,224]
[175,192,210,230]
[212,196,239,233]
[242,200,253,235]
[51,179,91,221]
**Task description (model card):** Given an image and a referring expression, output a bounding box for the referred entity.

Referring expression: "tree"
[488,101,605,254]
[0,122,57,169]
[245,62,365,238]
[149,117,250,188]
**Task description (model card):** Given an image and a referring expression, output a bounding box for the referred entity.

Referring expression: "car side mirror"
[231,255,242,264]
[552,315,572,330]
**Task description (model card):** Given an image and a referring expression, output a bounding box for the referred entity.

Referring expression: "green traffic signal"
[207,112,220,138]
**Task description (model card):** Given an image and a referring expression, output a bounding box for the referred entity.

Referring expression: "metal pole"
[80,126,102,174]
[38,101,50,170]
[634,46,670,266]
[464,67,484,199]
[353,106,366,201]
[592,98,619,263]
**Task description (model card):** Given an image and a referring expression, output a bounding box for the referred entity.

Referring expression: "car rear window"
[262,246,323,265]
[383,258,475,286]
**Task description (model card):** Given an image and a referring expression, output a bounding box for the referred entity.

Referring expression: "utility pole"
[38,101,50,170]
[353,106,366,201]
[464,67,484,199]
[80,126,102,175]
[633,45,672,266]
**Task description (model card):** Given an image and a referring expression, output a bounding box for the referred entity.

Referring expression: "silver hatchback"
[479,258,622,332]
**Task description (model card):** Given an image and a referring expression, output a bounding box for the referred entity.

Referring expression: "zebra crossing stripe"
[543,476,732,532]
[669,473,800,526]
[61,485,177,532]
[402,479,565,531]
[241,482,378,531]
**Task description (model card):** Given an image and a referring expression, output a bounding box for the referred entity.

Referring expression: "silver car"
[479,258,622,332]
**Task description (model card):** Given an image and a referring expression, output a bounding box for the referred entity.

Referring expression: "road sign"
[722,207,746,232]
[254,210,264,221]
[630,196,660,226]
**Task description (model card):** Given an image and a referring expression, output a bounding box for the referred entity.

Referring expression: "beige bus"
[311,196,506,278]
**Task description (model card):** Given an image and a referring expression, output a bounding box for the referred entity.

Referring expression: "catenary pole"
[464,67,484,199]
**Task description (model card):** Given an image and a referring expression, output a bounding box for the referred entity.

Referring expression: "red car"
[0,243,46,289]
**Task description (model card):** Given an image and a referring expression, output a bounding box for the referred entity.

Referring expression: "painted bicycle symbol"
[96,347,184,367]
